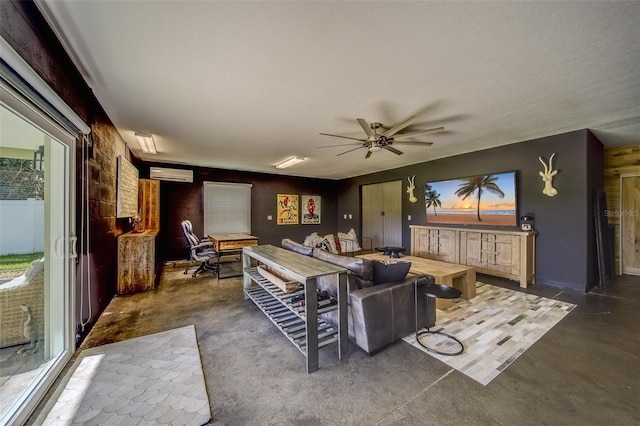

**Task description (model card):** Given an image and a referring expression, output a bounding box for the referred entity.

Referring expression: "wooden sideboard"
[117,179,160,294]
[410,225,536,288]
[117,230,158,294]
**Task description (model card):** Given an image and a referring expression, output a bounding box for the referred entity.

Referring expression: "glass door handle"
[69,236,78,258]
[55,237,78,258]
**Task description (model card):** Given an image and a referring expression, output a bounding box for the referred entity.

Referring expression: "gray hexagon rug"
[39,325,211,425]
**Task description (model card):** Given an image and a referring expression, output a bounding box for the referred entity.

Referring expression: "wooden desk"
[208,233,258,278]
[358,253,476,309]
[208,233,258,252]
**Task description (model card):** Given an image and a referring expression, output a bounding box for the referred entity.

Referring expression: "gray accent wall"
[339,129,605,292]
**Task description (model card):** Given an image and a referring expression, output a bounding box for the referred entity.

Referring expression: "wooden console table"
[410,225,536,287]
[358,252,476,309]
[242,245,347,373]
[117,230,158,294]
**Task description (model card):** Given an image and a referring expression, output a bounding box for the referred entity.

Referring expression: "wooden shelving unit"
[242,245,348,373]
[244,268,340,353]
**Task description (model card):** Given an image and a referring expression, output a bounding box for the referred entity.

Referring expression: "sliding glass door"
[0,96,76,424]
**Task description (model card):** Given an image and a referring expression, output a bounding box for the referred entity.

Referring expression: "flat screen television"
[425,171,517,227]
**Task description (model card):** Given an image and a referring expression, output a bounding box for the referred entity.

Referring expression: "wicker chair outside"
[0,258,45,349]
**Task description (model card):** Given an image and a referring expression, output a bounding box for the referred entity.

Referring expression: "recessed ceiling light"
[135,132,156,154]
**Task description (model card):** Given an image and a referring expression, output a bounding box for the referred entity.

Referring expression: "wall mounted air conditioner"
[149,167,193,183]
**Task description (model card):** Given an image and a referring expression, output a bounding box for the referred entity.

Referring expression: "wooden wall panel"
[604,144,640,274]
[138,178,160,232]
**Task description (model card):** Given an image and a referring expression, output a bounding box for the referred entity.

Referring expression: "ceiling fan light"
[276,156,305,169]
[369,146,382,152]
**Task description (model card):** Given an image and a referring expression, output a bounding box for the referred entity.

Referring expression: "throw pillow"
[303,232,323,248]
[371,260,412,285]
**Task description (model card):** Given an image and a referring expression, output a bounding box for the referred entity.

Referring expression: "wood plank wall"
[604,144,640,273]
[138,179,160,232]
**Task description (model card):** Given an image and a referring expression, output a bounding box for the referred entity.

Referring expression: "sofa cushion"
[281,238,313,256]
[371,260,412,285]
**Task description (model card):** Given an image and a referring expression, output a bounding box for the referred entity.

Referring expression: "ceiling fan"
[318,115,444,158]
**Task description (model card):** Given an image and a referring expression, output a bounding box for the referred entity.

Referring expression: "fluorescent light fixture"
[135,132,157,154]
[276,156,305,169]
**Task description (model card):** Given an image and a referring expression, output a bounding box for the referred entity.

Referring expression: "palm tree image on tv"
[424,185,442,216]
[424,171,516,227]
[454,174,505,222]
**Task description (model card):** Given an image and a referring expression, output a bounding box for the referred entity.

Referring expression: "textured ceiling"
[36,1,640,179]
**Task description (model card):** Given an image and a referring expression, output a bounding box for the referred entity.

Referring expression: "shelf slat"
[244,285,338,356]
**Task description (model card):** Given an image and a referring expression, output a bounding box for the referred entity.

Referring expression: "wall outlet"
[267,215,272,220]
[408,215,412,221]
[344,214,347,219]
[348,214,352,219]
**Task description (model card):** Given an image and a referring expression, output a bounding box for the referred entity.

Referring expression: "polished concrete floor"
[33,262,639,425]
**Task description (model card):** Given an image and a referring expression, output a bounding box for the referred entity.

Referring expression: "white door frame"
[1,38,81,425]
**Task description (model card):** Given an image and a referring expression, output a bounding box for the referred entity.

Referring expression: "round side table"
[414,283,464,356]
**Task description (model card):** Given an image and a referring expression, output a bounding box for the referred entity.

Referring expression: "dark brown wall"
[338,130,605,292]
[2,0,129,342]
[139,163,340,261]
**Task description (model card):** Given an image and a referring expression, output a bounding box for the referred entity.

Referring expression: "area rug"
[403,282,576,386]
[39,325,211,425]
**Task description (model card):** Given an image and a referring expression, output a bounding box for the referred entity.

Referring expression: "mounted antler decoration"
[407,175,418,203]
[538,153,558,197]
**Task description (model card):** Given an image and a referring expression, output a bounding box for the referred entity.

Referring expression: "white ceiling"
[36,1,640,180]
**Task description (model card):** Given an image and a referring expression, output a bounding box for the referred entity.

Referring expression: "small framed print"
[277,194,299,225]
[301,195,321,224]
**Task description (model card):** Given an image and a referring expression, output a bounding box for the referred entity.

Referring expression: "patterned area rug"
[39,325,211,425]
[403,282,576,385]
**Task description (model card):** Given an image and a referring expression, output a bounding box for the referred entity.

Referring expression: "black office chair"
[181,220,218,277]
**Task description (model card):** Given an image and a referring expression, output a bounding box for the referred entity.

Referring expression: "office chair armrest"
[193,241,214,250]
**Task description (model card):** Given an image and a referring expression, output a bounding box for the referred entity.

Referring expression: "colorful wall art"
[301,195,321,224]
[277,194,299,225]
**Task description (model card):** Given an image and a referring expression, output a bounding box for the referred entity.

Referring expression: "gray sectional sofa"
[281,239,436,354]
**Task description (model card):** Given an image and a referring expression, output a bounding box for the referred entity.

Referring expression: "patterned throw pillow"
[303,229,362,254]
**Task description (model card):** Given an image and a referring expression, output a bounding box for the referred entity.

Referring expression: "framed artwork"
[301,195,321,224]
[116,155,139,218]
[277,194,299,225]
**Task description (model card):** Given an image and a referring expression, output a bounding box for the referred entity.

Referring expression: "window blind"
[203,182,252,234]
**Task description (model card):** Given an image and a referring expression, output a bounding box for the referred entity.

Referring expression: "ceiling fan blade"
[381,115,417,137]
[317,142,363,148]
[384,145,404,155]
[337,146,365,156]
[391,141,433,146]
[319,132,366,141]
[357,118,375,138]
[365,150,373,159]
[392,127,445,140]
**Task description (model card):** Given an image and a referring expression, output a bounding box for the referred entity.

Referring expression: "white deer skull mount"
[538,153,558,197]
[407,175,417,203]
